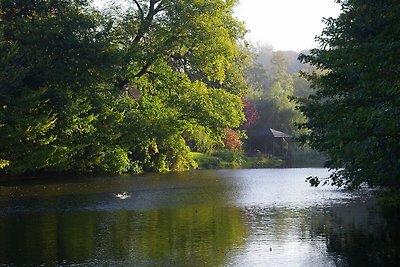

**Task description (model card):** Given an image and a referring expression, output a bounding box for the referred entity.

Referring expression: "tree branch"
[134,59,156,77]
[154,0,164,13]
[132,0,144,21]
[133,0,164,43]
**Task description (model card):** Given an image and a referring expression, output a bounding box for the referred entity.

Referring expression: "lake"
[0,168,399,266]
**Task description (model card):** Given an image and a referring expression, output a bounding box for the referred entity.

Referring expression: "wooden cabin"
[246,128,292,158]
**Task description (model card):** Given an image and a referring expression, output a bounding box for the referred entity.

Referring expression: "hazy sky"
[234,0,341,51]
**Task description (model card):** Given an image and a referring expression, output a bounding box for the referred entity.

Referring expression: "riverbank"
[190,151,285,169]
[0,149,324,183]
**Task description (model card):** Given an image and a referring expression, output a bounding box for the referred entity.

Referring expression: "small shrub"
[190,152,223,169]
[103,146,132,174]
[224,128,242,150]
[242,155,284,168]
[212,149,243,162]
[202,157,222,169]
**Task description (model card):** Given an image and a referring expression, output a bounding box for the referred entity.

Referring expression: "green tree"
[298,0,400,190]
[0,0,247,175]
[246,51,298,134]
[111,0,247,171]
[0,0,127,174]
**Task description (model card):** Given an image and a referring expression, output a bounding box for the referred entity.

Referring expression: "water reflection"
[0,169,399,266]
[0,206,247,266]
[322,200,400,267]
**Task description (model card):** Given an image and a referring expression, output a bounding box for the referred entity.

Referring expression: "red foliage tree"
[242,98,258,129]
[224,128,242,150]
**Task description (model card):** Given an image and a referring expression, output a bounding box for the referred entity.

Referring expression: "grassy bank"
[190,151,284,169]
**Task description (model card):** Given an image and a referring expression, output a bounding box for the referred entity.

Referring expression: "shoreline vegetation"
[0,145,326,182]
[0,0,322,178]
[190,152,284,170]
[190,150,325,170]
[0,151,324,184]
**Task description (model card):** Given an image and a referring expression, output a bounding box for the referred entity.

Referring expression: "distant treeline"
[242,44,323,165]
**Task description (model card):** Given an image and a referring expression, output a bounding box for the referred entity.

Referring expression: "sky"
[234,0,341,51]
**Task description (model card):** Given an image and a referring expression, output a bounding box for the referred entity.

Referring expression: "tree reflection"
[238,197,400,267]
[317,200,400,267]
[0,205,247,266]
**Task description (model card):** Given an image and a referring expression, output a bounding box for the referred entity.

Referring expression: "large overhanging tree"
[298,0,400,191]
[0,0,247,175]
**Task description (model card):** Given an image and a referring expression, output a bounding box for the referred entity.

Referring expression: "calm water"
[0,168,399,266]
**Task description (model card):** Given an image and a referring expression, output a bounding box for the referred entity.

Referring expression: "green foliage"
[242,155,284,169]
[212,149,242,163]
[191,150,244,169]
[0,159,9,169]
[0,0,247,176]
[0,0,119,174]
[245,48,305,135]
[101,146,132,174]
[190,152,222,169]
[297,0,400,189]
[242,45,325,166]
[213,149,244,168]
[191,150,285,169]
[184,125,219,153]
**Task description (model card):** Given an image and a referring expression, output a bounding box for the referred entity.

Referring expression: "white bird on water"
[114,192,131,200]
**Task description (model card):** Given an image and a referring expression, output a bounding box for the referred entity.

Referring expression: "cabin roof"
[249,128,292,138]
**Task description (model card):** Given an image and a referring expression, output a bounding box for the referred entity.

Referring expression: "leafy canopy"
[0,0,247,175]
[298,0,400,190]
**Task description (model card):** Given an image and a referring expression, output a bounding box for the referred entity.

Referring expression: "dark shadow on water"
[324,202,400,267]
